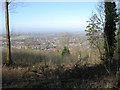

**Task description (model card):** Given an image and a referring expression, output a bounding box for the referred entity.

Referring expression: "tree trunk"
[5,0,12,65]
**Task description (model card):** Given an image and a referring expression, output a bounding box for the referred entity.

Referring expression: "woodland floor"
[2,62,120,88]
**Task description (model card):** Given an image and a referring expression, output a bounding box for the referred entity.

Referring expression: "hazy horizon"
[1,28,86,35]
[1,2,99,34]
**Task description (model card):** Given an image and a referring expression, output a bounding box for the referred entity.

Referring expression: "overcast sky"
[1,1,100,33]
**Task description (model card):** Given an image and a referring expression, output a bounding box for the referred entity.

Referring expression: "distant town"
[1,32,88,52]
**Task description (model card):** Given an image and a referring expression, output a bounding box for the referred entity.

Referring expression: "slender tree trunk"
[5,0,12,65]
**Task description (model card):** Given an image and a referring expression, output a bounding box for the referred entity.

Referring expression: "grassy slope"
[2,48,120,88]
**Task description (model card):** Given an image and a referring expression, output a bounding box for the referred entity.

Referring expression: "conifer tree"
[61,46,70,57]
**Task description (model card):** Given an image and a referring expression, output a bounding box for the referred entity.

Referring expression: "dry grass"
[2,43,103,67]
[2,63,120,88]
[2,46,119,88]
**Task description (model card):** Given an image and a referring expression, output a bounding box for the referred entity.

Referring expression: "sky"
[1,1,99,33]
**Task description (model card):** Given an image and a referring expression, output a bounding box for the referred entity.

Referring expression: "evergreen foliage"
[61,46,70,57]
[104,1,118,61]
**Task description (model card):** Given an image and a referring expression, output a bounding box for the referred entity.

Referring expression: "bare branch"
[4,0,25,13]
[8,0,15,5]
[8,1,12,5]
[96,2,105,25]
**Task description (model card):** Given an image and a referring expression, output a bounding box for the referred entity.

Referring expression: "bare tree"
[5,0,12,65]
[4,0,23,65]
